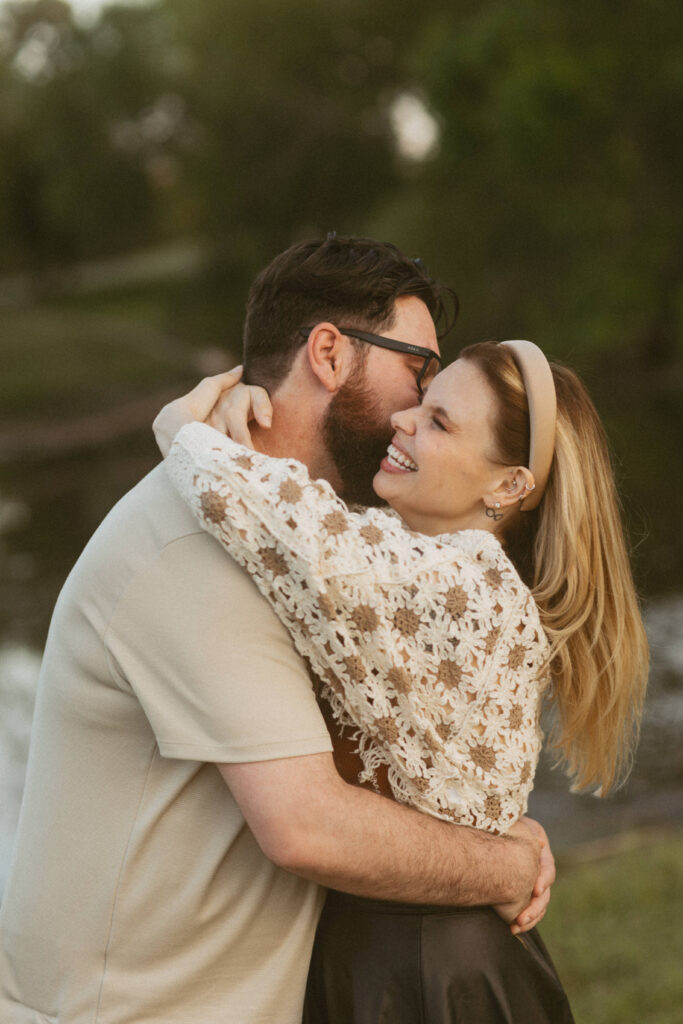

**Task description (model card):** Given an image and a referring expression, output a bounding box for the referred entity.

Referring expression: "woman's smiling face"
[373,358,505,536]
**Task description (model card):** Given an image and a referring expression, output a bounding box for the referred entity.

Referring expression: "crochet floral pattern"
[166,423,550,834]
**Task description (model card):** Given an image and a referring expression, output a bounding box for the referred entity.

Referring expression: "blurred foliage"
[1,0,680,356]
[0,1,175,270]
[387,0,682,370]
[0,0,681,593]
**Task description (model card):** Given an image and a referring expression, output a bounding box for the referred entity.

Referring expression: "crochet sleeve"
[166,422,548,834]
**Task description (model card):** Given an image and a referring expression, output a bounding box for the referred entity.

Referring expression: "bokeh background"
[0,1,681,1019]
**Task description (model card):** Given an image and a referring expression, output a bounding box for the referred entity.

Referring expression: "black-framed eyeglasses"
[299,326,442,396]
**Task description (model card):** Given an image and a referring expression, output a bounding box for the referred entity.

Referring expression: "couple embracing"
[0,235,647,1023]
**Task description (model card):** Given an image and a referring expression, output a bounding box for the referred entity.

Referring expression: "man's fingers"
[510,883,551,935]
[518,816,555,896]
[504,816,555,935]
[534,839,555,896]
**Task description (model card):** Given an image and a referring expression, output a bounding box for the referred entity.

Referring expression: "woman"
[154,340,648,1022]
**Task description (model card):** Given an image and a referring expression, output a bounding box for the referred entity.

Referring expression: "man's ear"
[484,466,536,510]
[305,323,355,393]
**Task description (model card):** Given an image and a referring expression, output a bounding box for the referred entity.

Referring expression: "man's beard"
[322,359,393,507]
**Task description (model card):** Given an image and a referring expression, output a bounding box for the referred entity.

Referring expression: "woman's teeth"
[386,443,418,471]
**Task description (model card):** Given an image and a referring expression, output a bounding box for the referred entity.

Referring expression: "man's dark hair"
[242,234,458,392]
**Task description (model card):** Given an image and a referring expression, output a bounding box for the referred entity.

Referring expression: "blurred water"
[0,598,681,896]
[0,644,40,895]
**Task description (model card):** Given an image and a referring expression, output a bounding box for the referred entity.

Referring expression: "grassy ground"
[541,833,682,1024]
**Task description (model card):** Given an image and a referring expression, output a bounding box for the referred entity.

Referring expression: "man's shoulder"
[89,462,208,556]
[60,463,246,620]
[113,460,197,525]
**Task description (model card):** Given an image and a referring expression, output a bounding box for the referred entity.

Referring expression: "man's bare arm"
[219,752,552,928]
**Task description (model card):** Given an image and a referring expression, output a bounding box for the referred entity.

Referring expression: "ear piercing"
[508,481,536,495]
[487,481,535,519]
[485,503,503,521]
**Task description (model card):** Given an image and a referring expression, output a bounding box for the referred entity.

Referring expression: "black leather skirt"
[302,890,575,1024]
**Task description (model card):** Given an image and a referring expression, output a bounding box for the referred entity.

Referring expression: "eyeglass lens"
[418,356,441,394]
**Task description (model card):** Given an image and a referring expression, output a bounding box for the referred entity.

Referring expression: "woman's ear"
[484,467,536,510]
[305,323,355,393]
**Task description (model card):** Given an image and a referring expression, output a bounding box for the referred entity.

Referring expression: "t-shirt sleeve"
[105,529,332,762]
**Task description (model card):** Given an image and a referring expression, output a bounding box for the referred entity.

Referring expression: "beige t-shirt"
[0,464,332,1024]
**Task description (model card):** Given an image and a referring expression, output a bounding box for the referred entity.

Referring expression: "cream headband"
[499,340,557,511]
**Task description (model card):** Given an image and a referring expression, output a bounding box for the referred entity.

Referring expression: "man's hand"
[494,816,555,934]
[512,817,555,933]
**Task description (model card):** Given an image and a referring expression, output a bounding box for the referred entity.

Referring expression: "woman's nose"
[390,406,418,434]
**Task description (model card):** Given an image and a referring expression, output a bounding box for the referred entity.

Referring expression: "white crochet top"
[166,423,550,835]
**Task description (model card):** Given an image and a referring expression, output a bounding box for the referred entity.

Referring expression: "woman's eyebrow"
[430,404,455,426]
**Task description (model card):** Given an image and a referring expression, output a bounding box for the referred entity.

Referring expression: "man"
[0,236,552,1024]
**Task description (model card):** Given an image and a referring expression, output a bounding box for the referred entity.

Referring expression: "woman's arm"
[166,421,417,579]
[154,381,556,929]
[166,423,546,835]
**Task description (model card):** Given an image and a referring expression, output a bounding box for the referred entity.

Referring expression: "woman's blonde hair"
[460,342,649,794]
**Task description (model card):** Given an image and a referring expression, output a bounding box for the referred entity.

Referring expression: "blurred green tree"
[371,0,682,373]
[159,0,436,337]
[0,0,680,593]
[3,0,678,368]
[368,0,681,589]
[0,0,184,276]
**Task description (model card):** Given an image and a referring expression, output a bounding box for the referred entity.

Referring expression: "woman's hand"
[152,367,273,457]
[206,375,272,448]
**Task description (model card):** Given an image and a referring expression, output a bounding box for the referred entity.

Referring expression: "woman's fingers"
[185,367,244,414]
[250,386,273,429]
[152,366,271,456]
[208,382,273,449]
[152,367,244,456]
[210,387,255,448]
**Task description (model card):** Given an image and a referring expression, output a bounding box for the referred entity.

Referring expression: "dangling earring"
[485,503,503,522]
